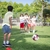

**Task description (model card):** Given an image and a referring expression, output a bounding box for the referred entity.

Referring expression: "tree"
[0,1,8,18]
[22,4,30,13]
[30,0,42,16]
[32,0,50,25]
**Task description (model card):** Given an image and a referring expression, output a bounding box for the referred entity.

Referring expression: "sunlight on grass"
[18,40,23,43]
[0,26,50,50]
[10,38,15,41]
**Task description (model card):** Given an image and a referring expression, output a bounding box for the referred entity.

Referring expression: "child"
[19,14,25,32]
[27,16,31,33]
[24,13,29,32]
[2,5,13,46]
[31,15,37,33]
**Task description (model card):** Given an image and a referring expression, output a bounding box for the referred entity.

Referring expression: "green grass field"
[0,26,50,50]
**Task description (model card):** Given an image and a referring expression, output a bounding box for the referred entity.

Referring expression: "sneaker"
[35,30,37,32]
[33,30,35,33]
[28,31,30,33]
[5,43,11,47]
[2,43,6,46]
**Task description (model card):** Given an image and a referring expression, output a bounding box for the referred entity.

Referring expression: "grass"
[0,26,50,50]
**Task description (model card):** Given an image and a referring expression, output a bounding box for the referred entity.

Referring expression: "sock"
[3,41,6,44]
[29,31,30,33]
[6,41,9,44]
[33,30,35,33]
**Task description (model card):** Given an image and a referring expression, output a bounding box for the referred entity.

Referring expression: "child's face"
[20,14,24,17]
[33,16,35,18]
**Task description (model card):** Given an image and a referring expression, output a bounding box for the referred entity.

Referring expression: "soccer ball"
[32,34,39,41]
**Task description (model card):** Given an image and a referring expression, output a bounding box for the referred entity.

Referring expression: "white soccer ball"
[32,34,39,41]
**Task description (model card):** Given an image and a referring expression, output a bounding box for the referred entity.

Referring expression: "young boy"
[27,16,31,33]
[19,14,25,32]
[24,13,29,32]
[31,15,37,33]
[2,5,13,46]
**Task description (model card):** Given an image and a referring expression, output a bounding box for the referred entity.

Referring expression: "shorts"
[24,22,28,27]
[20,23,24,28]
[2,25,11,34]
[31,23,36,26]
[28,24,31,27]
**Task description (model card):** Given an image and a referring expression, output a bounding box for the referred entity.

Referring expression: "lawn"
[0,26,50,50]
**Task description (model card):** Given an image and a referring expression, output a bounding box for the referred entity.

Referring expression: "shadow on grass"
[0,28,50,50]
[12,42,50,50]
[11,35,50,50]
[11,28,50,50]
[11,28,21,34]
[39,35,50,38]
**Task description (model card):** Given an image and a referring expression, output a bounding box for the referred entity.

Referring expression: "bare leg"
[33,25,36,33]
[4,33,7,41]
[24,26,27,32]
[7,33,11,41]
[6,33,11,44]
[27,25,30,33]
[3,33,7,44]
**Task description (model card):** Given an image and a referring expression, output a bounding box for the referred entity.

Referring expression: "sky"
[1,0,34,5]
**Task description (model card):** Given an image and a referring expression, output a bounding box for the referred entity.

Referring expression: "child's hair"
[20,14,24,17]
[32,15,36,18]
[7,5,13,11]
[25,13,28,15]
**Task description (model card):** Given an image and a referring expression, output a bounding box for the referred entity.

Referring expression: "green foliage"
[0,1,7,18]
[46,17,50,22]
[0,1,41,18]
[22,4,30,13]
[43,9,50,17]
[0,0,50,20]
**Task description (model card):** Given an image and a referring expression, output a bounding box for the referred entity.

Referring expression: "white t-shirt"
[2,11,13,26]
[24,15,29,22]
[26,17,31,24]
[20,16,25,23]
[31,18,36,24]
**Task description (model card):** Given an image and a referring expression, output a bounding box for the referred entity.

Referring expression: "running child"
[31,15,37,33]
[19,14,25,32]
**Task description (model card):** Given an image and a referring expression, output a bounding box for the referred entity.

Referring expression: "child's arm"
[9,17,12,29]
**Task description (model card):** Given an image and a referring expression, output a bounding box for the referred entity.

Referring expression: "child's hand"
[10,26,12,29]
